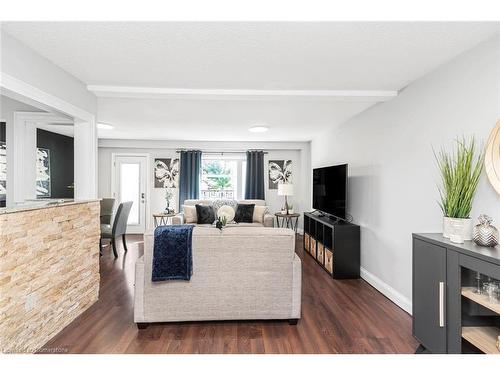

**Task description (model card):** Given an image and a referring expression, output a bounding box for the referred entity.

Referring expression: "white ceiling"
[97,97,375,141]
[2,22,499,141]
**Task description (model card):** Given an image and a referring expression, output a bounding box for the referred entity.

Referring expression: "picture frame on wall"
[154,158,179,188]
[268,159,292,189]
[36,147,51,198]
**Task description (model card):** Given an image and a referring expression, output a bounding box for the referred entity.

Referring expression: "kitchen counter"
[0,199,99,215]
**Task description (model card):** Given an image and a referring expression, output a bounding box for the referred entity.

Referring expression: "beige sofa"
[172,199,275,227]
[134,226,301,327]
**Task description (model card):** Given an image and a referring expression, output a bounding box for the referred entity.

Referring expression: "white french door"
[112,155,147,234]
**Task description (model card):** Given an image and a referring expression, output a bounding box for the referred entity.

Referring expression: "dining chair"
[100,201,133,258]
[100,198,115,225]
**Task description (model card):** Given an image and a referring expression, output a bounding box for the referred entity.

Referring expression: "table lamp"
[278,183,294,214]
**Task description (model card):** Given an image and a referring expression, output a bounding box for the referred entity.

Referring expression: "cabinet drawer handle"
[439,281,445,327]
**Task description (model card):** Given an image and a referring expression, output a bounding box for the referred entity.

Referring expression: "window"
[200,155,246,200]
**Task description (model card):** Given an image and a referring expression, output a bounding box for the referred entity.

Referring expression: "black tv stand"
[317,213,340,225]
[303,212,360,279]
[313,211,343,224]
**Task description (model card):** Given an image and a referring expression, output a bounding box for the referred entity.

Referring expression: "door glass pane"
[120,163,140,225]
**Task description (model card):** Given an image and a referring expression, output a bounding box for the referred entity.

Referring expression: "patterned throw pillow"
[195,204,215,224]
[234,204,255,223]
[217,205,236,222]
[212,199,238,212]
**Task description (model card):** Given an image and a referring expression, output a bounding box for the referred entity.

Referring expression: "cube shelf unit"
[303,212,360,279]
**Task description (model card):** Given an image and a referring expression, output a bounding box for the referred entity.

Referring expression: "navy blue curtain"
[179,150,202,207]
[245,151,265,200]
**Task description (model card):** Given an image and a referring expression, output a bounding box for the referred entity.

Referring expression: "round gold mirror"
[485,120,500,194]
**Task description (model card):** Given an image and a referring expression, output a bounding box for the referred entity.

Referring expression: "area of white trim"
[2,73,98,200]
[1,73,94,122]
[12,113,37,203]
[360,267,412,315]
[88,85,398,101]
[98,138,309,151]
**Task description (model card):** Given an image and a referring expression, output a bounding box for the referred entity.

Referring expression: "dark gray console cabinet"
[412,233,500,354]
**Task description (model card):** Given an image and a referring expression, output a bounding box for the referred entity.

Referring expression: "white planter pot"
[443,217,473,241]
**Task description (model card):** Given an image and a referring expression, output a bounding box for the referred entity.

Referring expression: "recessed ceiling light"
[249,125,269,133]
[97,122,114,130]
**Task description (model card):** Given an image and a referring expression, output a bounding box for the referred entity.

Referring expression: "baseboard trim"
[360,267,412,315]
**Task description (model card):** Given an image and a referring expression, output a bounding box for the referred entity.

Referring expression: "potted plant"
[435,137,484,240]
[215,216,227,231]
[288,204,294,214]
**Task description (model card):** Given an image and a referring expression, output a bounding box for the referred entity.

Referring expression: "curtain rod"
[175,150,268,155]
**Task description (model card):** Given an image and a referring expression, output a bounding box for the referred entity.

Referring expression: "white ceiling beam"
[87,85,398,102]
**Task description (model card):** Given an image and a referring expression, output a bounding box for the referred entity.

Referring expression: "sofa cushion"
[253,205,269,224]
[229,222,263,227]
[234,204,255,223]
[183,205,197,223]
[196,204,215,224]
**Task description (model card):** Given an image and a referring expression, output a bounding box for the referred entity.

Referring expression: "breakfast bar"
[0,200,101,353]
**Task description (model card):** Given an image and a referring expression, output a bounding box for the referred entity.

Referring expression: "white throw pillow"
[217,205,235,222]
[253,205,269,223]
[183,205,197,223]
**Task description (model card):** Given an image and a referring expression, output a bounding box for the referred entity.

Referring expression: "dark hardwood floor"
[41,234,418,354]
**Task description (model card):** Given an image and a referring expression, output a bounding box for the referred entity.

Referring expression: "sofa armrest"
[263,213,275,227]
[171,213,184,225]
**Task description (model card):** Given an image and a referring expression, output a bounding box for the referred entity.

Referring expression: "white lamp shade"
[278,183,294,196]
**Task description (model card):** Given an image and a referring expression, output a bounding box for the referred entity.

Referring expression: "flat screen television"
[312,164,348,219]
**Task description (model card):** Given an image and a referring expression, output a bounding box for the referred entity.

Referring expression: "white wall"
[1,31,97,115]
[98,139,310,231]
[311,36,500,313]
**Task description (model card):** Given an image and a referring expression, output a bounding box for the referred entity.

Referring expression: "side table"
[274,212,300,233]
[153,212,176,227]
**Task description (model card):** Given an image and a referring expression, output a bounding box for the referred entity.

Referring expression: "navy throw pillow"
[195,204,215,224]
[234,204,255,223]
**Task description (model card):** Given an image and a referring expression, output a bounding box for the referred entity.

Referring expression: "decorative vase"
[443,217,472,241]
[473,215,499,247]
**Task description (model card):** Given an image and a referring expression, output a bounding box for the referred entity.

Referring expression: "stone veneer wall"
[0,201,100,353]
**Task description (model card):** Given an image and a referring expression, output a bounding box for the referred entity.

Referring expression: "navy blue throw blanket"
[152,225,194,282]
